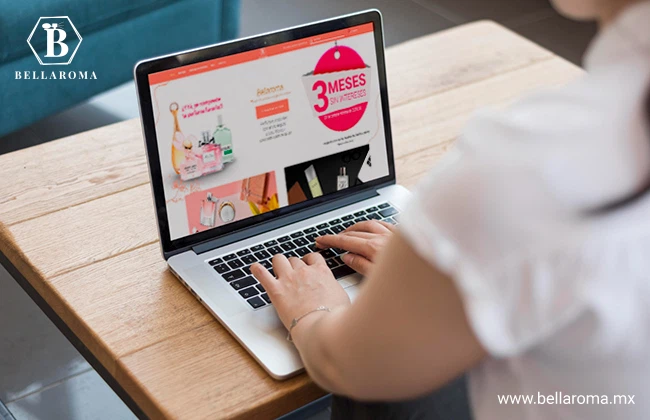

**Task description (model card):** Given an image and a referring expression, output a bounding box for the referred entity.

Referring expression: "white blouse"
[400,2,650,419]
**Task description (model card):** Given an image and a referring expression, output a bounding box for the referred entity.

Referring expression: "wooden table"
[0,21,583,419]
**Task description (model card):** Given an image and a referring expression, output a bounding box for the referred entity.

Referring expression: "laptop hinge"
[192,187,383,255]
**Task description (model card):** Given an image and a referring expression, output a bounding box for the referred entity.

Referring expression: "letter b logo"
[27,17,82,65]
[43,23,68,57]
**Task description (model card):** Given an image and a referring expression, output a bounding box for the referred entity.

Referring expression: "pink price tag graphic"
[303,45,371,132]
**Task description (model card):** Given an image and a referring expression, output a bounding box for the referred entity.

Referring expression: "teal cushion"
[0,0,240,137]
[0,0,186,63]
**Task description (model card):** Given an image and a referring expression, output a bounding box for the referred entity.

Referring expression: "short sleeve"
[399,108,591,358]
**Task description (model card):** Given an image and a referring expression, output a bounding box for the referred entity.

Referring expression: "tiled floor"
[6,370,134,420]
[0,264,136,420]
[0,1,597,418]
[0,265,88,404]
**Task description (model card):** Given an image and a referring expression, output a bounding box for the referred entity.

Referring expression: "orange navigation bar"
[149,23,374,85]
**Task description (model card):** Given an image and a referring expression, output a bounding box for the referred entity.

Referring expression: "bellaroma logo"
[16,16,97,80]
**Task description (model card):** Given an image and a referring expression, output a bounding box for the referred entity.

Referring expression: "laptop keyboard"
[207,202,400,309]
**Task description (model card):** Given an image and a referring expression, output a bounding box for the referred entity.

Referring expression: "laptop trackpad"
[340,273,360,288]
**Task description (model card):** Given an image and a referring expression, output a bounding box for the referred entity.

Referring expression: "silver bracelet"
[286,306,331,342]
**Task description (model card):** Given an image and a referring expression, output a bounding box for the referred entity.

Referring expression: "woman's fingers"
[345,220,392,234]
[303,252,326,266]
[288,256,305,269]
[315,234,370,256]
[377,220,397,232]
[314,235,340,249]
[336,231,376,239]
[315,231,373,249]
[271,254,293,278]
[250,263,277,289]
[341,253,373,276]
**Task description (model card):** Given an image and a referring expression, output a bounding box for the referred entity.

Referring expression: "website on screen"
[148,23,390,240]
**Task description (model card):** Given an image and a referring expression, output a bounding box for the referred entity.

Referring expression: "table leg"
[0,397,15,420]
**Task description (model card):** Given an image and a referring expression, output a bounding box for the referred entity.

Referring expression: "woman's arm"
[253,231,487,401]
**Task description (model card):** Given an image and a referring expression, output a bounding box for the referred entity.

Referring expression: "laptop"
[134,9,409,379]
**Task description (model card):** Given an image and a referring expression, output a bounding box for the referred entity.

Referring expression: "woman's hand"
[315,220,395,276]
[251,253,351,332]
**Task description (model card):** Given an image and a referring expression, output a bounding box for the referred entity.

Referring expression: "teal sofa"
[0,0,240,137]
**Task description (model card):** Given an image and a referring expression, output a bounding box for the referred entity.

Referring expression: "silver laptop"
[134,10,409,379]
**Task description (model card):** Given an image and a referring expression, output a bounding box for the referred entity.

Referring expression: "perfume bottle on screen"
[213,115,234,163]
[304,165,323,198]
[337,167,349,191]
[179,139,201,181]
[199,131,224,174]
[170,102,186,174]
[200,192,218,227]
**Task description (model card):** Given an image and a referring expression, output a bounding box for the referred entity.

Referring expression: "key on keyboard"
[231,276,256,290]
[320,249,336,259]
[241,255,257,265]
[293,237,309,247]
[214,264,230,274]
[326,258,340,269]
[239,287,259,299]
[208,258,223,265]
[379,207,398,218]
[281,242,296,251]
[267,246,283,255]
[296,247,310,257]
[331,225,345,234]
[228,259,244,269]
[223,270,246,281]
[332,265,355,279]
[254,250,271,260]
[247,296,265,309]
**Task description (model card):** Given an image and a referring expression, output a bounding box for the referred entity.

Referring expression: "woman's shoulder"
[405,65,650,273]
[456,65,650,213]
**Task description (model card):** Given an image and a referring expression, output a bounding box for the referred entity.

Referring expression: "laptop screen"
[147,22,390,241]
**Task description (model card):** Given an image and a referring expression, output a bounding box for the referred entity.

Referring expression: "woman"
[251,0,650,418]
